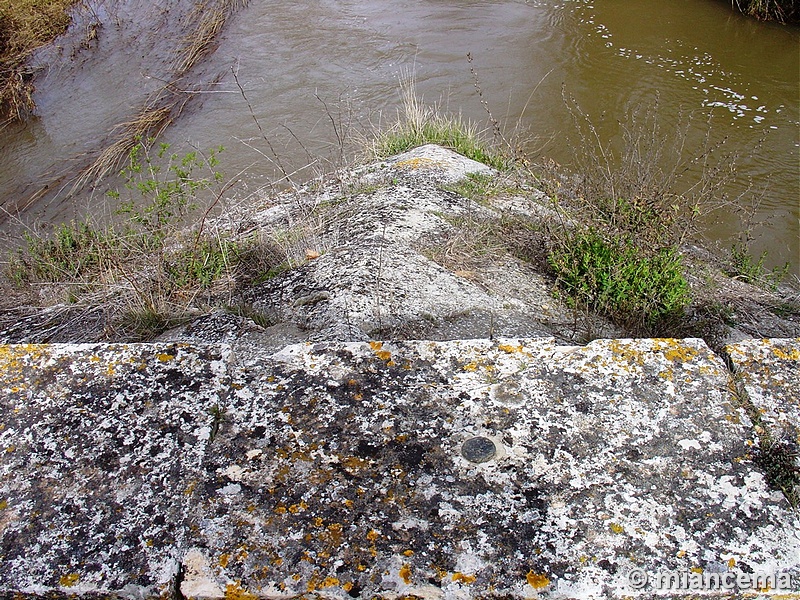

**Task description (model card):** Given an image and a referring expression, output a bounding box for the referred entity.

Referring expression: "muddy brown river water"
[1,0,798,273]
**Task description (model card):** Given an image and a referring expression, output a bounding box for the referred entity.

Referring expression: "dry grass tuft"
[0,0,79,121]
[72,0,248,193]
[733,0,798,21]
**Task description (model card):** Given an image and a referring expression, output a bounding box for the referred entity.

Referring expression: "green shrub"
[109,141,223,241]
[548,229,690,331]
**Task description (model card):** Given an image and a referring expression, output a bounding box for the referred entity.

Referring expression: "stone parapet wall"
[0,337,797,599]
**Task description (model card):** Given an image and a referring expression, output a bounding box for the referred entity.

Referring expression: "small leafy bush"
[109,141,223,241]
[548,229,690,331]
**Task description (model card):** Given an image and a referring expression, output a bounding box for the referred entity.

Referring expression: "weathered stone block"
[0,343,230,597]
[1,339,797,599]
[725,338,800,445]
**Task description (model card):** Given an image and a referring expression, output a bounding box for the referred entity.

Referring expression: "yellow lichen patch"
[403,549,414,556]
[727,558,736,568]
[394,157,438,170]
[498,343,524,354]
[676,550,687,558]
[609,522,624,534]
[463,362,478,372]
[0,499,7,510]
[343,581,354,592]
[452,572,477,584]
[342,456,369,473]
[321,577,340,588]
[663,346,699,363]
[399,563,412,584]
[369,341,393,363]
[690,566,703,574]
[772,346,800,361]
[225,581,258,600]
[288,501,308,514]
[526,571,550,589]
[219,553,230,568]
[157,353,175,362]
[0,344,48,382]
[367,529,380,542]
[59,573,80,587]
[608,339,646,368]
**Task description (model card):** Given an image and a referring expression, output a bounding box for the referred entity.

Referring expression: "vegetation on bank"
[5,140,285,339]
[733,0,799,22]
[0,0,79,121]
[3,81,794,341]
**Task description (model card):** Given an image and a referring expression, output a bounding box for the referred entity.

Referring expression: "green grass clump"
[370,80,510,171]
[165,237,241,290]
[548,229,690,330]
[727,243,789,291]
[10,220,112,284]
[375,117,508,171]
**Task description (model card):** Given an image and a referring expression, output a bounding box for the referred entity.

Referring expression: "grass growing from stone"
[0,0,79,120]
[370,79,511,171]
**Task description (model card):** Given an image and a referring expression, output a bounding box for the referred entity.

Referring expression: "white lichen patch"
[359,144,495,186]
